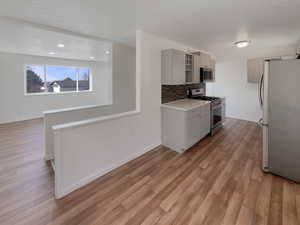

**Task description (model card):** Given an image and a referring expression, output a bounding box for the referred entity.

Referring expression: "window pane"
[26,66,45,93]
[78,68,90,91]
[46,66,77,93]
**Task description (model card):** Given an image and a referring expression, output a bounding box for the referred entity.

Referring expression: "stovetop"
[189,95,222,105]
[191,96,220,101]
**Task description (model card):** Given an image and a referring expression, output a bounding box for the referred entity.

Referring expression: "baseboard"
[225,116,259,123]
[55,142,161,199]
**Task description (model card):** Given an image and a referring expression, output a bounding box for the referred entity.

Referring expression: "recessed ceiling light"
[57,43,65,48]
[49,52,55,55]
[105,50,110,55]
[234,40,251,48]
[89,56,95,60]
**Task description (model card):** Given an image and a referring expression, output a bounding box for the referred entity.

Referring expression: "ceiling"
[0,18,112,62]
[1,0,300,60]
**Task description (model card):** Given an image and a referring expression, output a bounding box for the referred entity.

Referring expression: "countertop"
[161,99,210,111]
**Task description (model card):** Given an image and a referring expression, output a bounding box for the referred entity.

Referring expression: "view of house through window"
[25,65,91,94]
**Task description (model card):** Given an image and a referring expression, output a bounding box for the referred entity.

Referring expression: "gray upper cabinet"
[195,52,216,82]
[162,49,186,85]
[247,58,264,83]
[162,49,214,85]
[199,52,211,68]
[185,54,194,84]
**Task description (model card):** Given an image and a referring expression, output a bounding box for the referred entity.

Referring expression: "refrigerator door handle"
[259,73,264,108]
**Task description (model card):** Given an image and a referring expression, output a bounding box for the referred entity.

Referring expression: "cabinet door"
[161,50,172,85]
[185,107,202,148]
[247,58,264,83]
[199,52,211,68]
[192,55,200,83]
[172,50,185,84]
[200,114,211,138]
[162,49,185,85]
[185,54,194,83]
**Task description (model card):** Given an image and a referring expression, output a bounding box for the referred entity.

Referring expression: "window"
[25,65,91,94]
[78,68,90,91]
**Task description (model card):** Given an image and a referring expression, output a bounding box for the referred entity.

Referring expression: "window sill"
[24,90,93,96]
[43,104,108,114]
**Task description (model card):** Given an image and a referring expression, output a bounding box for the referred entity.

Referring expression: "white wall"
[206,59,261,122]
[0,51,111,124]
[44,43,136,159]
[206,48,296,122]
[52,31,196,198]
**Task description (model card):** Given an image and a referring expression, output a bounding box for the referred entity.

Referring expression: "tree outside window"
[25,65,91,94]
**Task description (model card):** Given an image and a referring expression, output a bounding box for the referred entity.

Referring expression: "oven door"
[212,104,222,129]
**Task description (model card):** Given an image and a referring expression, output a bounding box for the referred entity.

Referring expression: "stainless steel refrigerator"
[259,59,300,183]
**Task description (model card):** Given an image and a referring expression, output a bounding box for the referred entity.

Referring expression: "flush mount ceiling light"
[234,40,251,48]
[48,51,55,55]
[89,56,95,60]
[105,50,110,55]
[57,43,65,48]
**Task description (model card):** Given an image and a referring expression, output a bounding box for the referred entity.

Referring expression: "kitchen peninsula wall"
[161,83,205,103]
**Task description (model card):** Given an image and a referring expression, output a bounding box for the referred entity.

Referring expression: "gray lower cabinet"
[161,104,211,152]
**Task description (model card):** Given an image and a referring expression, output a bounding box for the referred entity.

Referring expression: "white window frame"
[24,64,92,96]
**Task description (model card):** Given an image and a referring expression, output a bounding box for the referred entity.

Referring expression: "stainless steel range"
[188,88,224,135]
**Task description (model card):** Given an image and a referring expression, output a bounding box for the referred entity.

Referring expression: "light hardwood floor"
[0,118,299,225]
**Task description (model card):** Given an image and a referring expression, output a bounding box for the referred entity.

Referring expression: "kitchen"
[161,49,226,152]
[1,0,300,223]
[160,46,300,185]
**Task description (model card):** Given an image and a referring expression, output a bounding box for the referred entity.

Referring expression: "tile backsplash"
[161,83,205,104]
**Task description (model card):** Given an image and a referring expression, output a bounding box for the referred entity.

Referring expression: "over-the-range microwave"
[200,67,214,82]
